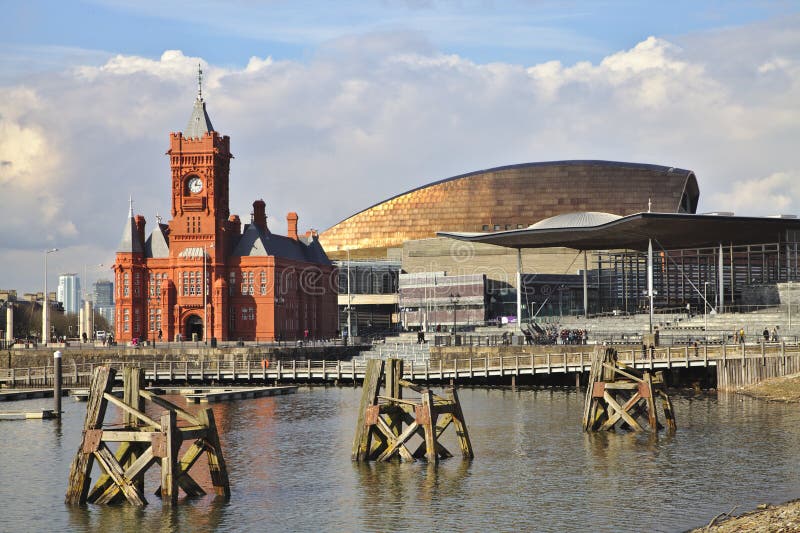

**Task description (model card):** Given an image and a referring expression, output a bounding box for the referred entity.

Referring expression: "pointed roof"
[184,98,214,139]
[145,223,170,258]
[117,199,143,254]
[184,64,214,138]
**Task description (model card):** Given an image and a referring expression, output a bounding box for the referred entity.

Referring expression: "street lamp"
[450,292,460,335]
[704,281,710,341]
[42,248,59,344]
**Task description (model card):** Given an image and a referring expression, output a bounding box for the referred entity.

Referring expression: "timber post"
[53,350,62,418]
[582,347,676,434]
[66,365,231,506]
[352,358,473,463]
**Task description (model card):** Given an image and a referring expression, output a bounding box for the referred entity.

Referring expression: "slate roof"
[232,224,331,265]
[145,223,170,258]
[117,213,143,254]
[184,98,215,139]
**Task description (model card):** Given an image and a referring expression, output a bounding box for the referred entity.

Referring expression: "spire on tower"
[197,63,203,101]
[184,64,215,138]
[129,196,134,218]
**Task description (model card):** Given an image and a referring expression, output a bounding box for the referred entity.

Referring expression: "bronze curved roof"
[320,160,699,253]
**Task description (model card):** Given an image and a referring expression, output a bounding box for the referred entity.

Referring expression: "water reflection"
[4,387,800,532]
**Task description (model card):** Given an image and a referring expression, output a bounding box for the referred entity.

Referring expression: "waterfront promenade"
[2,341,799,391]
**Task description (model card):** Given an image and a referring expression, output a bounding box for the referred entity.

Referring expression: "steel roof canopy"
[438,212,800,251]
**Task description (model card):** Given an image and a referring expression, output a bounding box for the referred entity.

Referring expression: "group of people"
[733,326,781,344]
[513,325,587,345]
[762,326,781,343]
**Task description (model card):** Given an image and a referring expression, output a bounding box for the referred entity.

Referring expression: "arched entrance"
[186,314,203,341]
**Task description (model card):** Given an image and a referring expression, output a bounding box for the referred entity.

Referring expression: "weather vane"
[197,63,203,101]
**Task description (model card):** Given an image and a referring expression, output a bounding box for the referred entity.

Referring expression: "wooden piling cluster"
[352,359,473,464]
[65,366,230,506]
[583,347,676,434]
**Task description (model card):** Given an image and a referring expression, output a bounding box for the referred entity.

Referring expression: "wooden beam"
[375,421,420,462]
[421,389,438,464]
[643,373,659,433]
[93,444,147,506]
[139,389,202,426]
[447,388,474,459]
[65,366,116,505]
[352,359,384,462]
[94,448,157,505]
[159,411,178,505]
[103,392,162,430]
[198,408,230,500]
[603,391,643,432]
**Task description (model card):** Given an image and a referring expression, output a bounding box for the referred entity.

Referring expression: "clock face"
[187,177,203,194]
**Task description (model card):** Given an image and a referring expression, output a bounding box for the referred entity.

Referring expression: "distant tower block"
[582,347,676,433]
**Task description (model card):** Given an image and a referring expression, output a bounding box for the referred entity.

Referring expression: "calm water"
[2,387,800,532]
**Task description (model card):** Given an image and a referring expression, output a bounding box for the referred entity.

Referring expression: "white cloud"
[1,18,799,293]
[710,172,799,214]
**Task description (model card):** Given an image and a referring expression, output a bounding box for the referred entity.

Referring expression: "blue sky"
[3,1,794,75]
[1,1,799,292]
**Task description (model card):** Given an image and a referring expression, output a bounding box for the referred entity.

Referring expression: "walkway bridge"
[1,342,799,391]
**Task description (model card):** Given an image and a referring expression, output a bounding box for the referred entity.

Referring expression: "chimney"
[287,212,299,241]
[134,215,146,250]
[228,214,241,236]
[252,200,267,232]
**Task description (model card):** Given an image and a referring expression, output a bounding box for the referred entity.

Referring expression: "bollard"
[54,350,62,417]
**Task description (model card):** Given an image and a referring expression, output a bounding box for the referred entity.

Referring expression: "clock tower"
[167,67,232,254]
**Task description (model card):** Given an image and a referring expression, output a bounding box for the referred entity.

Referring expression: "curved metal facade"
[320,161,699,253]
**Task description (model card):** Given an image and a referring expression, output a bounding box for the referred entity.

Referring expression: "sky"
[1,0,799,294]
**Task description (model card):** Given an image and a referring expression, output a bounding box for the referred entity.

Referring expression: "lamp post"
[789,280,793,331]
[704,281,710,340]
[203,244,214,344]
[346,249,352,340]
[42,248,59,345]
[450,292,460,335]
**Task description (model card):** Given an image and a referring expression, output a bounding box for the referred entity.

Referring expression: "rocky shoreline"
[689,499,800,532]
[690,374,800,532]
[738,372,800,403]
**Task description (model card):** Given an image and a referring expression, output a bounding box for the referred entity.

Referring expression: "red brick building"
[113,91,337,343]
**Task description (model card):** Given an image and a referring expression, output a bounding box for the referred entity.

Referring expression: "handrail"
[1,342,798,385]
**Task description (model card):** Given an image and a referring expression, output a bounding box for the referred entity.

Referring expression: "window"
[517,224,525,229]
[482,225,489,231]
[260,270,267,295]
[229,272,236,296]
[189,271,196,295]
[182,272,189,296]
[134,308,141,335]
[123,309,130,332]
[149,309,155,331]
[123,272,130,297]
[134,272,141,296]
[155,309,162,331]
[505,224,511,230]
[149,273,155,297]
[248,272,255,295]
[493,224,501,231]
[230,306,236,330]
